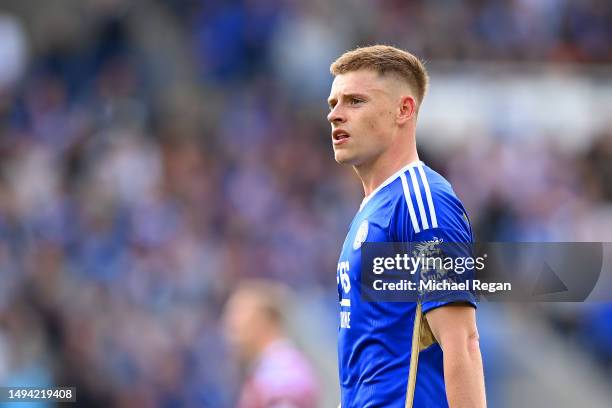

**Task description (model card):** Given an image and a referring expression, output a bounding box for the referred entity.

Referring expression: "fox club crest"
[353,220,369,250]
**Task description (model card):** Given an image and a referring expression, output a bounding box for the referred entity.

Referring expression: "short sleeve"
[413,226,478,314]
[389,175,478,313]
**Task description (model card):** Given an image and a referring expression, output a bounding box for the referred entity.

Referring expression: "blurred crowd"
[0,0,611,406]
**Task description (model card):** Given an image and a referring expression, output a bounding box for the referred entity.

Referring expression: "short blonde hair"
[330,45,429,105]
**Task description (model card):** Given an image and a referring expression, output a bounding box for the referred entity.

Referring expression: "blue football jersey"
[336,161,477,408]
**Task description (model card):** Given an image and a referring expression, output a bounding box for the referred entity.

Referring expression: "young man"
[327,45,486,408]
[222,280,319,408]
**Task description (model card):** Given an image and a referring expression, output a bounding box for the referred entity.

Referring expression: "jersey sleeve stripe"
[400,173,421,234]
[408,166,430,230]
[417,164,438,228]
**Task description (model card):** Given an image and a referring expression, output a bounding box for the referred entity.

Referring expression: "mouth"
[332,129,350,146]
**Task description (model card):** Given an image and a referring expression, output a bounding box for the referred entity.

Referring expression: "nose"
[327,105,346,125]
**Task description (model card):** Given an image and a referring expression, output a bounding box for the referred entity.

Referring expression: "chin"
[334,151,355,165]
[335,149,364,166]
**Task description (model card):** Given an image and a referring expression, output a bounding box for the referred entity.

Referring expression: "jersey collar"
[359,160,423,212]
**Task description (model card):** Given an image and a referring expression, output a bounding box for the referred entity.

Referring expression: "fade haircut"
[330,45,429,107]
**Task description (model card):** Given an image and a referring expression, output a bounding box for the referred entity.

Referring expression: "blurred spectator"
[0,13,28,89]
[223,281,319,408]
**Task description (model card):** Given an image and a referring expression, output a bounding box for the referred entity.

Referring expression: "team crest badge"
[353,220,369,250]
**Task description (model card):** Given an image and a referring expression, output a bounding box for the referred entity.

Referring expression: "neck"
[355,143,419,198]
[248,328,283,363]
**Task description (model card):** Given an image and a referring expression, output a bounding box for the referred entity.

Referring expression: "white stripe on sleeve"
[400,173,421,234]
[408,166,429,230]
[417,164,438,228]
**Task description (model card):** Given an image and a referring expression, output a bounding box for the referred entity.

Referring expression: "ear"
[397,95,416,125]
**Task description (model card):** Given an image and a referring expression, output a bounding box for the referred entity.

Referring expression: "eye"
[349,98,363,105]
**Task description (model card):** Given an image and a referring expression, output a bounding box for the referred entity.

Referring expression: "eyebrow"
[327,92,369,107]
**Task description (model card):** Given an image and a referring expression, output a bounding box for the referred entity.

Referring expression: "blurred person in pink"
[223,280,319,408]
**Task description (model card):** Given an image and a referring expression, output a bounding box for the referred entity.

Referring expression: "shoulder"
[388,163,471,238]
[417,165,468,227]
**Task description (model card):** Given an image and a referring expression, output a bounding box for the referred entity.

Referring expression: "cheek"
[359,114,380,135]
[225,308,250,338]
[365,111,393,139]
[367,118,378,132]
